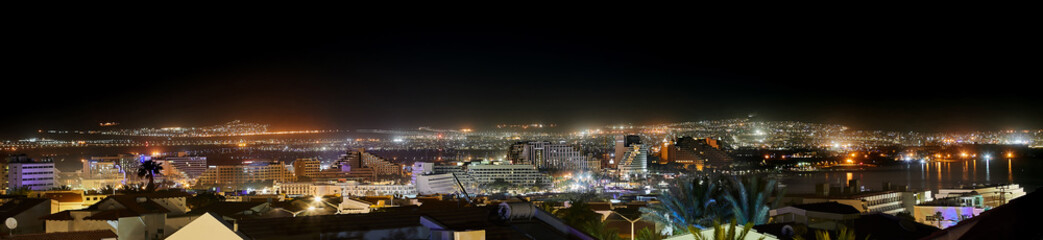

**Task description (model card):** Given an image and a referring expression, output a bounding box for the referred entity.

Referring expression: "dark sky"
[4,14,1040,138]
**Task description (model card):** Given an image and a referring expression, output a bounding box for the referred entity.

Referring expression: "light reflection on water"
[782,158,1042,194]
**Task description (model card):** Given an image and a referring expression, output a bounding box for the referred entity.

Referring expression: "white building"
[341,182,416,196]
[273,182,342,196]
[414,173,463,195]
[42,192,195,240]
[786,191,921,215]
[914,193,987,229]
[7,158,56,191]
[467,164,547,186]
[272,181,416,197]
[166,212,247,240]
[411,162,477,195]
[935,184,1025,208]
[338,198,374,214]
[196,162,296,190]
[618,144,648,179]
[157,154,207,180]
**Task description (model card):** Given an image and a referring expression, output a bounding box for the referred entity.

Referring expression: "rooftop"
[1,230,116,240]
[787,202,861,214]
[42,192,84,203]
[236,211,423,239]
[0,198,51,220]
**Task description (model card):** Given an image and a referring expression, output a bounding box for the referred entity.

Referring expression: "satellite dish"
[4,217,16,230]
[781,225,794,237]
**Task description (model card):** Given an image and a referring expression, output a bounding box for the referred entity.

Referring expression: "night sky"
[5,15,1039,138]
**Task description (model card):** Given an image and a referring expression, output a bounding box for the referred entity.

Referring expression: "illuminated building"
[935,184,1025,208]
[613,135,642,164]
[508,141,588,170]
[914,193,987,229]
[292,158,321,179]
[412,162,476,195]
[466,164,547,186]
[783,181,932,215]
[156,153,207,181]
[334,149,401,177]
[6,155,55,191]
[273,180,418,198]
[340,182,416,196]
[84,154,142,179]
[274,182,342,196]
[40,192,192,237]
[665,137,707,164]
[413,173,462,195]
[196,161,296,189]
[616,135,648,178]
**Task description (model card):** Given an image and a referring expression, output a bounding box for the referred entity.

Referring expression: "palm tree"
[636,227,664,240]
[721,175,785,225]
[555,200,603,230]
[640,175,724,234]
[581,220,621,240]
[688,219,765,240]
[137,160,164,192]
[101,185,116,194]
[793,225,865,240]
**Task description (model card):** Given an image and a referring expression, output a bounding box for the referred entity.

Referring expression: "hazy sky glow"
[5,17,1039,137]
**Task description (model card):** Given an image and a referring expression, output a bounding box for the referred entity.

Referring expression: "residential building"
[664,137,734,168]
[37,190,100,211]
[920,188,1041,239]
[7,155,55,191]
[291,158,321,179]
[166,212,247,240]
[2,230,117,240]
[196,161,296,190]
[414,173,464,195]
[783,181,930,215]
[273,182,342,197]
[934,184,1025,208]
[338,198,373,214]
[914,192,988,229]
[618,143,648,179]
[207,202,597,239]
[467,164,547,186]
[508,141,588,170]
[156,153,207,181]
[85,154,143,179]
[333,150,401,177]
[411,162,476,195]
[769,202,861,230]
[341,182,416,196]
[0,198,58,234]
[41,192,194,240]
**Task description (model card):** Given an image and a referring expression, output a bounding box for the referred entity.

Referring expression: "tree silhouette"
[137,160,164,192]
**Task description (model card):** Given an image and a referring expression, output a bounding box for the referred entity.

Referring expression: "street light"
[609,211,644,240]
[275,207,314,217]
[312,196,343,214]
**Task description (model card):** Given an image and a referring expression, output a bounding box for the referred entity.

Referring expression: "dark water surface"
[781,157,1043,194]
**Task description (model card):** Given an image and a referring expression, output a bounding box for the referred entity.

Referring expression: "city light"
[0,21,1039,240]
